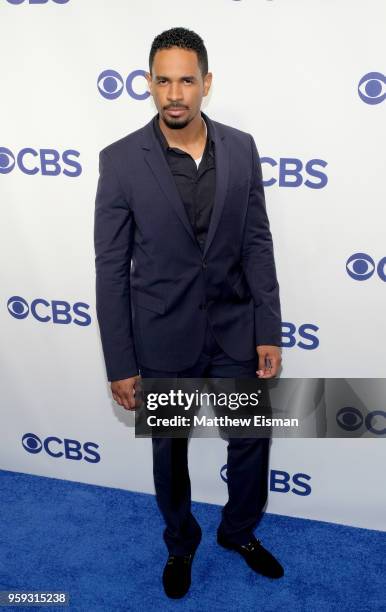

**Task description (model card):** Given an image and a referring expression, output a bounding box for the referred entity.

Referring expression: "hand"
[256,345,282,378]
[111,376,140,411]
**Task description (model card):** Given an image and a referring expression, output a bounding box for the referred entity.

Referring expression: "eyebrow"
[154,75,196,81]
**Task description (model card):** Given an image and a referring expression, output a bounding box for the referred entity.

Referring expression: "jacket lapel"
[202,111,229,257]
[140,111,229,254]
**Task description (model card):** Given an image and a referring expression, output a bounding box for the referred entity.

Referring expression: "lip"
[166,108,187,117]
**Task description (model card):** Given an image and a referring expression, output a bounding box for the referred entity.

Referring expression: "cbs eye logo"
[346,253,386,282]
[358,72,385,105]
[22,433,42,453]
[7,295,91,326]
[0,147,81,176]
[22,433,101,462]
[97,69,149,101]
[336,407,386,436]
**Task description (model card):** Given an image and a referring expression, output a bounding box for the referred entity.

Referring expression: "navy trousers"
[139,318,271,555]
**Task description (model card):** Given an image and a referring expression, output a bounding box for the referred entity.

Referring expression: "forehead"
[152,47,200,76]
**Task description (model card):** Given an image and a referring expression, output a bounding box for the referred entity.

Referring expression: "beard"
[161,111,191,130]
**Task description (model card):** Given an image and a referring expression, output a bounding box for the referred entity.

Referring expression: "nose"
[167,82,184,104]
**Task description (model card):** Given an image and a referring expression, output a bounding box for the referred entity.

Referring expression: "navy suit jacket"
[94,111,281,382]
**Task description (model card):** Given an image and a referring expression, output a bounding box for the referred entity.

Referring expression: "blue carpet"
[0,469,385,612]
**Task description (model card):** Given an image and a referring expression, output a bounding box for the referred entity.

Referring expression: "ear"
[145,71,152,92]
[203,72,213,96]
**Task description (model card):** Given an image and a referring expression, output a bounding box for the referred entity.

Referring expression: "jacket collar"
[151,111,215,156]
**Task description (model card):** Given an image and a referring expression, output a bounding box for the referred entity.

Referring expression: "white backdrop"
[1,0,385,531]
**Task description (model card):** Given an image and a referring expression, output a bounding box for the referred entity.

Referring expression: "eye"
[7,296,29,319]
[22,433,42,454]
[346,253,375,280]
[0,147,15,174]
[97,70,124,99]
[358,72,386,105]
[336,407,363,431]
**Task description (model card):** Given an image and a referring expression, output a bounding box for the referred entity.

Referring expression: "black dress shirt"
[152,112,216,251]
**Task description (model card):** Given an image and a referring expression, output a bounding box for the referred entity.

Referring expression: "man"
[94,27,284,599]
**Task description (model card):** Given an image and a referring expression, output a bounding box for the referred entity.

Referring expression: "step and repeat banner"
[1,0,385,531]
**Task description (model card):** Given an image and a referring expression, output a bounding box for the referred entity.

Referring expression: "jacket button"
[202,261,207,269]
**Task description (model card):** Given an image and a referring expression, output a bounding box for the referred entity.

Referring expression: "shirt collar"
[152,112,215,155]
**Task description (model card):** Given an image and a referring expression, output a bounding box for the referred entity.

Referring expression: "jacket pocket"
[228,270,251,300]
[131,287,166,314]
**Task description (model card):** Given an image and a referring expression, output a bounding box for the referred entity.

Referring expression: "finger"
[259,357,276,379]
[121,396,132,410]
[123,392,136,411]
[263,363,279,378]
[256,353,266,377]
[130,389,137,409]
[114,394,124,406]
[268,355,281,376]
[259,368,271,378]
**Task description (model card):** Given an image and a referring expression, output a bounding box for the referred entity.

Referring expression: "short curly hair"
[149,27,208,77]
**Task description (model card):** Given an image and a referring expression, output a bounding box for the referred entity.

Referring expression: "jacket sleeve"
[94,148,138,382]
[241,134,282,347]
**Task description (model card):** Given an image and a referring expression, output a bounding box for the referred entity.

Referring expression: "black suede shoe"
[162,552,195,598]
[217,532,284,578]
